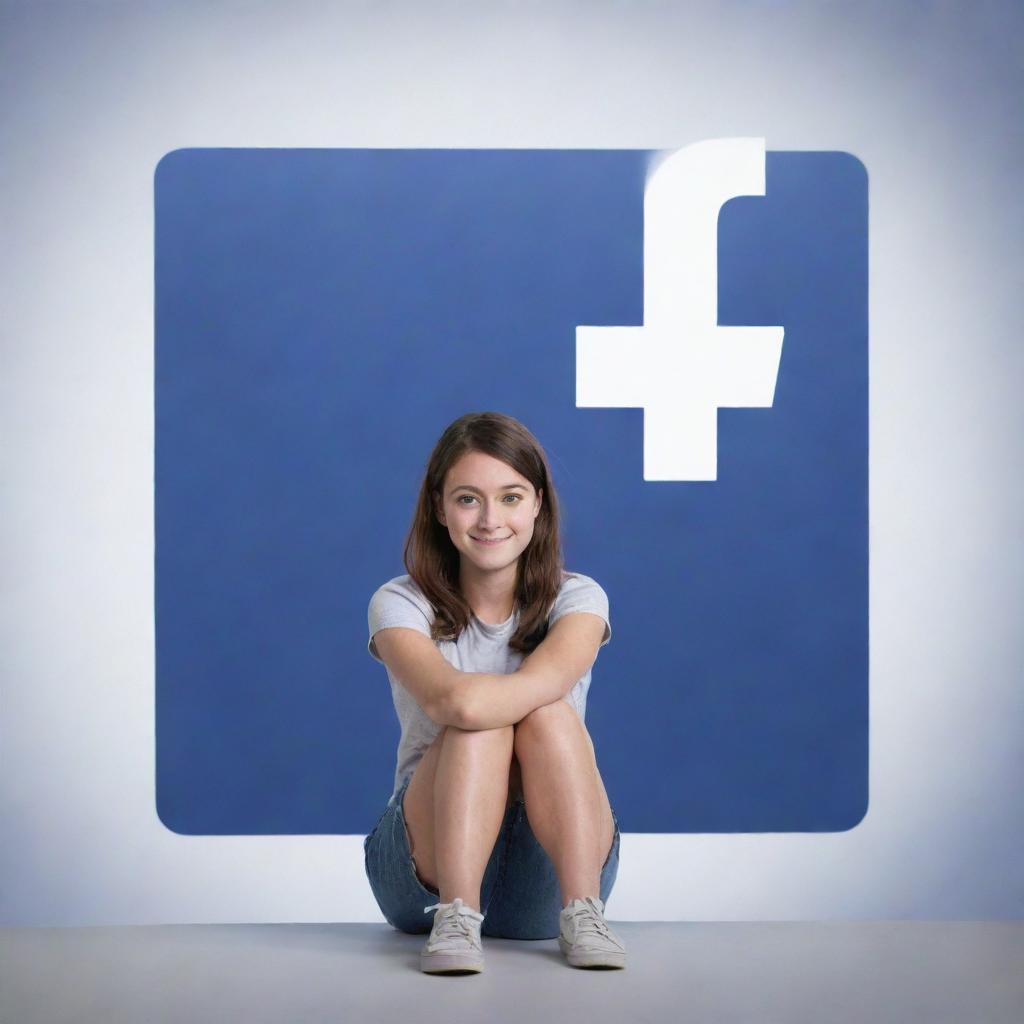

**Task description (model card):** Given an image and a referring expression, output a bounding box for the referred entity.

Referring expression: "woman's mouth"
[472,536,509,546]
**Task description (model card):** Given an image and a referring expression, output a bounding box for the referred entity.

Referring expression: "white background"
[1,0,1022,925]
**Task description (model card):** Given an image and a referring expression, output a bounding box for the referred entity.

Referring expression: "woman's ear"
[433,492,446,527]
[534,487,543,518]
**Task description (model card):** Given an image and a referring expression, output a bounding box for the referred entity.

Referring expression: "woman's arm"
[451,612,608,731]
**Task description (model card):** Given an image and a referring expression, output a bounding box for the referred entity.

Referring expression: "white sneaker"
[420,897,485,974]
[558,896,626,969]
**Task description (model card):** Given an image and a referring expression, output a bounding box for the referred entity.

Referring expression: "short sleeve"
[367,577,434,664]
[548,572,611,648]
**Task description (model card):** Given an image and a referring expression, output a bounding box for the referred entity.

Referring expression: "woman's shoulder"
[367,575,439,662]
[368,574,435,619]
[551,569,609,609]
[374,573,423,596]
[558,569,605,592]
[549,570,611,643]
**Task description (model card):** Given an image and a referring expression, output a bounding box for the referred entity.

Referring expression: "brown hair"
[402,411,564,654]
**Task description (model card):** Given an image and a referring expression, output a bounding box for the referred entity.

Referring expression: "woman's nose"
[477,501,503,526]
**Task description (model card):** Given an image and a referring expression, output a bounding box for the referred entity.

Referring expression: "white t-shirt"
[367,571,611,803]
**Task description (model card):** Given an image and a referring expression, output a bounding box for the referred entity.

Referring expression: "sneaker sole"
[558,936,626,969]
[420,952,484,974]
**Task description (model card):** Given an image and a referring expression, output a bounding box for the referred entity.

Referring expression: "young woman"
[363,411,625,974]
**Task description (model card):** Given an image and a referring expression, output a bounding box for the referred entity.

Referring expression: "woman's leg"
[402,724,516,912]
[513,700,616,907]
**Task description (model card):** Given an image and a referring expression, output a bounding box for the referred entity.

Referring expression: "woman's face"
[435,450,543,575]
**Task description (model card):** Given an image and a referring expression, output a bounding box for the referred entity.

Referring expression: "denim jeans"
[363,774,621,940]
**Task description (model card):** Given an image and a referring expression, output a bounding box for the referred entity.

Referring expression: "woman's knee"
[514,702,598,769]
[419,723,511,774]
[436,725,516,789]
[514,698,583,745]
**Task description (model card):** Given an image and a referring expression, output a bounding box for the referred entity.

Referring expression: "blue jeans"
[364,774,621,940]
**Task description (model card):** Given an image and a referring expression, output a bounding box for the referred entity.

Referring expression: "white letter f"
[576,138,785,481]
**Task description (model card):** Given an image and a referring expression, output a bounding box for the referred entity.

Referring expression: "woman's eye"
[456,494,521,505]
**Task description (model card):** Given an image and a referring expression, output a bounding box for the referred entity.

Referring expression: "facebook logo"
[155,145,868,835]
[578,139,785,481]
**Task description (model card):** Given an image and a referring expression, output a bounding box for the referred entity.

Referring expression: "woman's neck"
[459,562,518,624]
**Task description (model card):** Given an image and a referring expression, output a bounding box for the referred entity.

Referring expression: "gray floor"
[2,922,1023,1023]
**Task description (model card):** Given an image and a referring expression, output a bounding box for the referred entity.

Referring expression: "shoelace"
[423,898,483,951]
[565,897,625,950]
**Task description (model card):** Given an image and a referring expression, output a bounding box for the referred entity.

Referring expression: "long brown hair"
[403,411,564,654]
